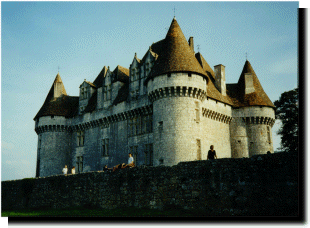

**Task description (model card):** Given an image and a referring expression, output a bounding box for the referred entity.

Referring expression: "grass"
[2,206,208,217]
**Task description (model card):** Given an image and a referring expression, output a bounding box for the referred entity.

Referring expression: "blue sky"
[1,1,299,181]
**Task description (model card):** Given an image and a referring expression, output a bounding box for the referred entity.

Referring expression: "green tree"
[274,88,298,153]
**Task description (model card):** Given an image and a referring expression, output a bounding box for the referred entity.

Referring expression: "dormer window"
[104,85,111,101]
[81,87,87,99]
[131,67,139,81]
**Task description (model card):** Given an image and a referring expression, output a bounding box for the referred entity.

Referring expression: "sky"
[1,1,299,182]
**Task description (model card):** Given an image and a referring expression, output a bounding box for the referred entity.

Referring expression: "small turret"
[34,73,77,177]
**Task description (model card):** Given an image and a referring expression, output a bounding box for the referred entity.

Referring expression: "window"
[128,115,152,137]
[144,144,153,166]
[159,158,164,165]
[81,87,87,99]
[76,156,83,173]
[38,136,42,149]
[131,68,139,81]
[104,85,111,101]
[102,138,109,156]
[196,139,201,160]
[77,131,85,147]
[267,126,271,143]
[195,101,200,122]
[158,121,163,131]
[146,115,153,133]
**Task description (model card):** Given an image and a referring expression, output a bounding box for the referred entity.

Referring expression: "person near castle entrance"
[207,145,217,160]
[62,165,68,175]
[71,166,75,174]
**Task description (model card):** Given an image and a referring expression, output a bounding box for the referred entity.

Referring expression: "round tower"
[34,73,77,177]
[230,60,276,157]
[35,116,72,177]
[145,18,209,166]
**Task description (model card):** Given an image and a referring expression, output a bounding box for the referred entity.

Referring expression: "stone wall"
[2,152,298,216]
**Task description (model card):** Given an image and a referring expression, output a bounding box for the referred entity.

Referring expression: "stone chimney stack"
[188,37,194,53]
[244,73,255,94]
[214,64,226,96]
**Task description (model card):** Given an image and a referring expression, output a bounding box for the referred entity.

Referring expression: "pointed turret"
[146,18,207,83]
[34,73,79,120]
[49,73,67,99]
[233,60,275,107]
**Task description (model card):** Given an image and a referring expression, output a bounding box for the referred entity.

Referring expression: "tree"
[274,88,298,153]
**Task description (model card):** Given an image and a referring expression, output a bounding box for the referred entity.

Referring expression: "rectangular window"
[195,101,200,122]
[102,138,109,156]
[107,85,111,100]
[146,115,153,133]
[141,115,147,134]
[158,121,163,132]
[196,139,201,160]
[267,126,271,143]
[144,144,153,166]
[76,156,83,173]
[38,136,42,149]
[77,131,85,147]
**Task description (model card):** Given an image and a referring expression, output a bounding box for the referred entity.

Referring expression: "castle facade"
[34,18,275,177]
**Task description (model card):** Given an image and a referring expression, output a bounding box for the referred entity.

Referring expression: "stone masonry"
[2,152,298,216]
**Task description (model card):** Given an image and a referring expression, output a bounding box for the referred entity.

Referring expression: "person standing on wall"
[71,166,75,174]
[62,165,68,175]
[207,145,217,160]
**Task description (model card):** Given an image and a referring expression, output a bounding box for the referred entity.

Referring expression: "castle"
[34,17,275,177]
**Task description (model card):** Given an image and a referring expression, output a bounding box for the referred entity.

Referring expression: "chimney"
[244,73,255,94]
[214,64,226,96]
[188,37,194,53]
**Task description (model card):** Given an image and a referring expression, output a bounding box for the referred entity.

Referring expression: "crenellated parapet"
[148,86,207,102]
[241,116,275,127]
[35,125,72,134]
[71,105,153,132]
[202,107,232,124]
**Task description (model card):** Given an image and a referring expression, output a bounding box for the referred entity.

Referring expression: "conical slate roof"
[227,60,275,108]
[146,18,208,83]
[34,73,79,120]
[195,52,215,80]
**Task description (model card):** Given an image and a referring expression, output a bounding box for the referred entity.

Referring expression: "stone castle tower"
[34,18,275,177]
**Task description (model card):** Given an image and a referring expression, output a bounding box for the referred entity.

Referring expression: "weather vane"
[173,7,176,18]
[246,52,248,60]
[197,44,200,52]
[58,66,60,73]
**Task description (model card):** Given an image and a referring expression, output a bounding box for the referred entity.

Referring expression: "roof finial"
[58,66,60,74]
[173,6,176,18]
[246,52,248,61]
[197,44,200,53]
